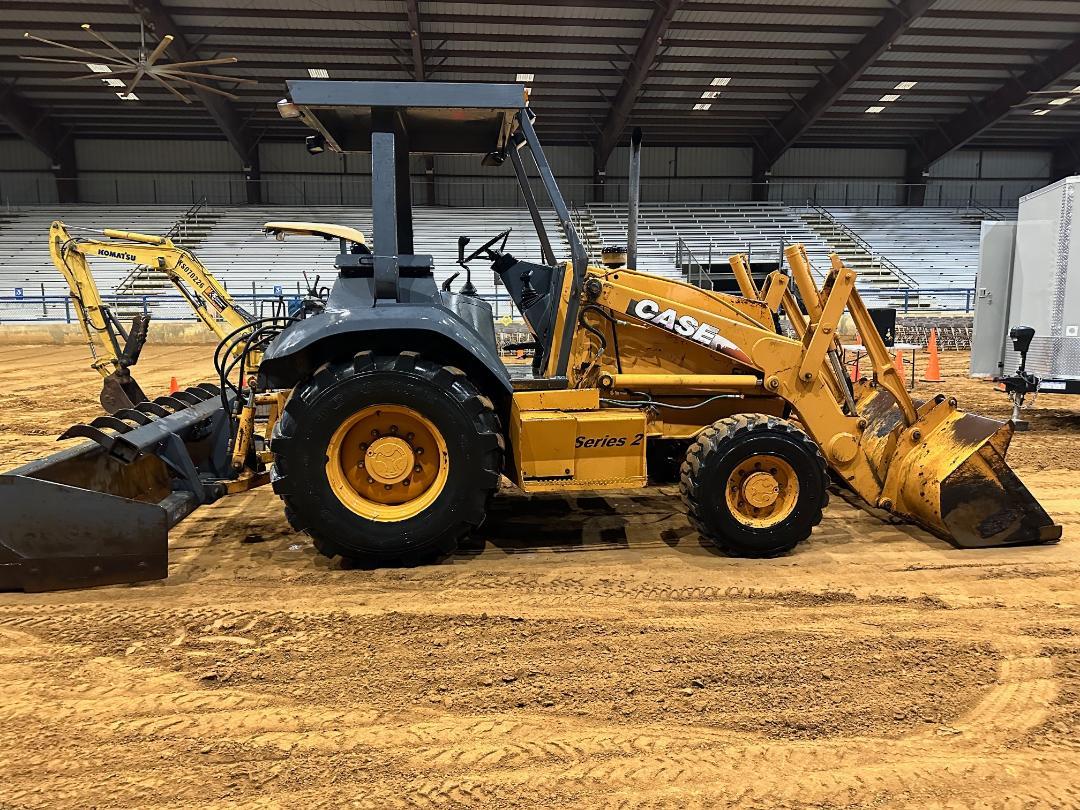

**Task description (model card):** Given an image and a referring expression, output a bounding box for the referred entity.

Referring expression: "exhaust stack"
[627,127,642,268]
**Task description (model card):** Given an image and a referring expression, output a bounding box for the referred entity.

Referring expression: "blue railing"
[0,290,527,323]
[0,286,977,324]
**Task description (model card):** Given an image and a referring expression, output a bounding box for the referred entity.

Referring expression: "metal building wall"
[0,140,57,205]
[0,137,1057,209]
[926,150,1050,207]
[770,148,907,206]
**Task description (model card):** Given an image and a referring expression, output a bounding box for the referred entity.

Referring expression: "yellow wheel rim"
[724,454,799,528]
[325,404,449,522]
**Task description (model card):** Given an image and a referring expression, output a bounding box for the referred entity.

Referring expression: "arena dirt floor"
[1,342,1079,808]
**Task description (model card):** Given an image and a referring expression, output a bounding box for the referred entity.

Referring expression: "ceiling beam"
[752,0,937,190]
[0,80,77,201]
[405,0,425,81]
[128,0,262,202]
[594,0,682,173]
[907,35,1080,176]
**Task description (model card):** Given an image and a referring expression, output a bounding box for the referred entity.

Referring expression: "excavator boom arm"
[48,219,255,412]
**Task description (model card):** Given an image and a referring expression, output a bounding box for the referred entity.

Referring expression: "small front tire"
[680,414,828,557]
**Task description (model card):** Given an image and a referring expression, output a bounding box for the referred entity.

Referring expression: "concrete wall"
[0,322,219,346]
[0,136,1052,208]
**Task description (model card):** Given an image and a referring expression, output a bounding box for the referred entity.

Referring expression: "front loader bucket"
[0,384,232,592]
[856,386,1061,548]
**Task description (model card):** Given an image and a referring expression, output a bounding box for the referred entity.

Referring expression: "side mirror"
[458,235,470,265]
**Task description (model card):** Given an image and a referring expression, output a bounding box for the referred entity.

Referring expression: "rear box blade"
[0,474,167,592]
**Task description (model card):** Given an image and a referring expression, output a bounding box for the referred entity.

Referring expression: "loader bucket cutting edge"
[0,385,233,592]
[855,386,1061,549]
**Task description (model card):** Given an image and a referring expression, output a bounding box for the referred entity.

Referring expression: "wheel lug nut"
[414,464,422,473]
[371,429,380,437]
[358,461,365,468]
[415,447,424,456]
[402,478,411,486]
[384,484,392,491]
[406,432,414,441]
[390,425,398,434]
[367,477,375,484]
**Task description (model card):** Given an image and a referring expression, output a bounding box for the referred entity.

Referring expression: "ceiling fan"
[1013,85,1080,111]
[21,21,255,103]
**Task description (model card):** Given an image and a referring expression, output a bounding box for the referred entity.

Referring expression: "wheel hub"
[325,403,449,520]
[741,471,780,508]
[365,436,415,484]
[725,453,800,528]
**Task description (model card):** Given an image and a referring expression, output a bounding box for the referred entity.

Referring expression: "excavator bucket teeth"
[0,388,234,592]
[856,386,1060,548]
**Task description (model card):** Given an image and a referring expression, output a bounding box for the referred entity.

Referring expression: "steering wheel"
[462,228,511,265]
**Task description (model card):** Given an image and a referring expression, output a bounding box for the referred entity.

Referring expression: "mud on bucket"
[894,406,1061,548]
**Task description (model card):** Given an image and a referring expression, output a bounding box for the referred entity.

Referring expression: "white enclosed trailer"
[972,176,1080,408]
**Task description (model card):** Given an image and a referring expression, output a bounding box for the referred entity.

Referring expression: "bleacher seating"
[0,205,192,295]
[585,202,839,283]
[822,207,987,288]
[0,204,572,320]
[195,206,571,317]
[0,201,1000,321]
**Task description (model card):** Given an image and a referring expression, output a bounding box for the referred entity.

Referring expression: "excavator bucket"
[99,368,148,415]
[0,384,232,592]
[856,385,1061,548]
[99,313,151,414]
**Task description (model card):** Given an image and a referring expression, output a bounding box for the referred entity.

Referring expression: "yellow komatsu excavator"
[49,220,257,413]
[0,80,1059,592]
[48,219,362,413]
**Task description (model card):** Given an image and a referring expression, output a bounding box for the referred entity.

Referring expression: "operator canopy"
[277,80,527,154]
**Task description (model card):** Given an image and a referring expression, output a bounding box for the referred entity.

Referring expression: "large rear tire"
[680,414,828,557]
[271,351,504,567]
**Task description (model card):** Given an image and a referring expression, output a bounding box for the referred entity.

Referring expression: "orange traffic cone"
[922,328,942,382]
[893,347,905,377]
[168,376,180,394]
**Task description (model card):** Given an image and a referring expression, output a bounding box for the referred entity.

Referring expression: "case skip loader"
[0,81,1060,592]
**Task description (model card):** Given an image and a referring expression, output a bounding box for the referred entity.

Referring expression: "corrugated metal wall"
[770,148,908,205]
[925,149,1050,206]
[0,140,57,205]
[0,137,1055,208]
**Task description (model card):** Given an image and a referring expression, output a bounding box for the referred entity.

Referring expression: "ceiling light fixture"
[86,62,111,73]
[516,73,534,82]
[1049,97,1072,106]
[865,105,885,114]
[894,81,917,91]
[701,91,720,99]
[879,94,900,102]
[307,67,329,79]
[1032,109,1050,116]
[115,92,138,101]
[711,77,731,86]
[693,102,711,111]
